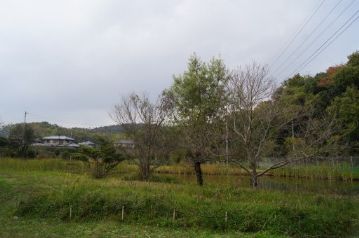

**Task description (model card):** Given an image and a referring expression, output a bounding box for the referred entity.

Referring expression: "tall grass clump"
[155,163,246,176]
[272,162,359,181]
[0,158,87,174]
[14,178,357,238]
[155,162,359,182]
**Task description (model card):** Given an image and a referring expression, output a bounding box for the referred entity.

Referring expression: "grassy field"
[271,163,359,182]
[1,157,357,181]
[0,158,358,237]
[155,161,359,181]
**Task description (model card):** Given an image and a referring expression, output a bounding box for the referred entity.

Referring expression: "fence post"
[350,156,353,183]
[172,209,176,221]
[69,205,72,220]
[121,206,124,221]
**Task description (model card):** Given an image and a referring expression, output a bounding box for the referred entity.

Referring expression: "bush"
[69,138,125,178]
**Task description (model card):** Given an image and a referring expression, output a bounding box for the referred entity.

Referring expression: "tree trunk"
[194,161,203,186]
[250,174,258,187]
[140,159,150,181]
[250,160,258,187]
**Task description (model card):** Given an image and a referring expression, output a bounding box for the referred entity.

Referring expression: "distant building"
[31,135,80,148]
[42,136,75,146]
[29,136,78,148]
[78,141,96,147]
[67,143,80,148]
[115,139,135,149]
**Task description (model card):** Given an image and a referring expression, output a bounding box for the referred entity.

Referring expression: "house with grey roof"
[36,136,79,148]
[42,136,75,146]
[78,141,96,147]
[115,139,135,149]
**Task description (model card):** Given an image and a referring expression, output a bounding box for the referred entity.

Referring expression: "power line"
[290,9,359,76]
[293,11,359,74]
[279,0,357,80]
[292,9,359,74]
[272,0,345,75]
[270,0,326,69]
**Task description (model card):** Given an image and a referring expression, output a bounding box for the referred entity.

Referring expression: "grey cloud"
[0,0,358,127]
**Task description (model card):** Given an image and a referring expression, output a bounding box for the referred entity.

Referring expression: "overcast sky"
[0,0,358,128]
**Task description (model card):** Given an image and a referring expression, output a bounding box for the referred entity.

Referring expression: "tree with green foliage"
[347,50,359,66]
[0,121,7,152]
[0,137,7,147]
[8,124,35,158]
[327,86,359,154]
[272,51,359,157]
[0,136,8,157]
[166,55,230,186]
[72,138,124,178]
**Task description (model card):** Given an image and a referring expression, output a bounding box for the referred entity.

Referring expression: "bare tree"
[112,93,170,180]
[227,63,338,187]
[227,63,279,187]
[284,111,338,158]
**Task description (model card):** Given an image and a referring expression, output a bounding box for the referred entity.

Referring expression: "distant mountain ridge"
[0,122,124,141]
[91,125,124,133]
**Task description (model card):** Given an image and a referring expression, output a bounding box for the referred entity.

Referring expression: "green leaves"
[72,138,124,178]
[273,51,359,156]
[171,55,229,122]
[328,86,359,141]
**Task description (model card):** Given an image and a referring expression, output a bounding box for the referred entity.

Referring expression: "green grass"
[272,162,359,182]
[1,157,357,181]
[0,217,284,238]
[0,158,358,237]
[0,174,285,237]
[155,163,247,176]
[0,157,88,173]
[154,161,359,182]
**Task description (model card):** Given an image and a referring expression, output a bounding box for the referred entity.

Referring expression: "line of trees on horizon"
[1,51,358,187]
[112,51,359,187]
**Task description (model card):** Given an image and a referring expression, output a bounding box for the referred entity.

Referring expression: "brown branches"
[112,93,170,180]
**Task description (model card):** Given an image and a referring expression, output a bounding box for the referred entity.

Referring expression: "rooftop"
[78,141,95,146]
[117,139,135,144]
[43,136,75,141]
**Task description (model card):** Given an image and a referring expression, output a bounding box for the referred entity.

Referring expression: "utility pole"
[24,111,28,124]
[23,111,28,158]
[23,111,28,142]
[291,120,295,152]
[225,118,229,167]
